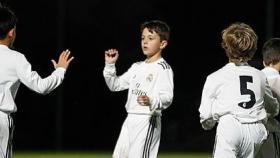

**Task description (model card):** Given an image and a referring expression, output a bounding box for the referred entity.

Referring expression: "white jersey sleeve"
[16,54,65,94]
[148,65,174,112]
[199,76,218,130]
[262,68,280,118]
[263,79,279,118]
[103,63,136,91]
[262,67,280,132]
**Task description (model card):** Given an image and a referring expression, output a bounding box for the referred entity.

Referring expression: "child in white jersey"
[103,20,174,158]
[257,38,280,158]
[199,22,279,158]
[0,4,73,158]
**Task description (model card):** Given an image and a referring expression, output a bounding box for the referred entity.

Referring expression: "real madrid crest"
[146,74,153,82]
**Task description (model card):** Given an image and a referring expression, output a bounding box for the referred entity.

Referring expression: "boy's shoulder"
[262,67,279,77]
[157,59,172,70]
[130,61,143,69]
[131,58,172,72]
[133,61,143,65]
[0,45,24,58]
[208,63,265,80]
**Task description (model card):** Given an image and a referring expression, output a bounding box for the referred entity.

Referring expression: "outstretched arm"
[17,49,74,94]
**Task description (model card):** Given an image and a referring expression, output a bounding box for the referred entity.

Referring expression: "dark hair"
[0,5,17,39]
[140,20,170,41]
[221,22,257,63]
[262,38,280,66]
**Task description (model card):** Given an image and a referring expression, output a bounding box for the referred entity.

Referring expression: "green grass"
[159,152,211,158]
[13,152,211,158]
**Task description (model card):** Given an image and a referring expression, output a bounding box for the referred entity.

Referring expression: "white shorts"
[213,115,267,158]
[0,111,13,158]
[112,114,161,158]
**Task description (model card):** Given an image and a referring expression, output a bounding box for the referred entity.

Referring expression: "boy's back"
[0,45,19,80]
[199,63,274,128]
[0,45,26,112]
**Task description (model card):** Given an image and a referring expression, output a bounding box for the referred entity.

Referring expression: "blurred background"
[1,0,280,154]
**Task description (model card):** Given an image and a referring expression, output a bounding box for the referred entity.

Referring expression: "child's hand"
[51,49,74,70]
[137,95,150,106]
[105,49,119,64]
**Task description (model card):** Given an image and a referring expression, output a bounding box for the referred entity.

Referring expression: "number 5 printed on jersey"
[238,76,256,109]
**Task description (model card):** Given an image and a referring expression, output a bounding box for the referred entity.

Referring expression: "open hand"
[51,49,74,70]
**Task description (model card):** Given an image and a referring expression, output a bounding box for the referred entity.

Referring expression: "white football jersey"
[103,58,174,115]
[0,45,66,113]
[199,63,279,130]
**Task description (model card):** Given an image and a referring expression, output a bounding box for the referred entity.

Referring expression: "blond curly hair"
[221,22,257,64]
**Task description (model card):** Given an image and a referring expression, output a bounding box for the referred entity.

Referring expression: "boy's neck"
[0,39,10,47]
[267,63,280,72]
[145,52,162,63]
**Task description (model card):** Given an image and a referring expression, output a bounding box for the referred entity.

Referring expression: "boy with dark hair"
[0,4,73,158]
[103,20,173,158]
[257,38,280,158]
[199,22,279,158]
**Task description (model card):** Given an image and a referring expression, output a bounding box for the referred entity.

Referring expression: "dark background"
[1,0,280,153]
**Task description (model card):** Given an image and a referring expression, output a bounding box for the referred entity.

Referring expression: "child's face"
[141,28,166,57]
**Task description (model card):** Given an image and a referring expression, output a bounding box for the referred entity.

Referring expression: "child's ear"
[7,28,15,38]
[160,40,168,49]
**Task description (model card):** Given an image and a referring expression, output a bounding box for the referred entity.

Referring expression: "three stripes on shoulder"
[157,61,170,70]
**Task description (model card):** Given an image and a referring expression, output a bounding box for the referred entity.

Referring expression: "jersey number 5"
[238,76,256,109]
